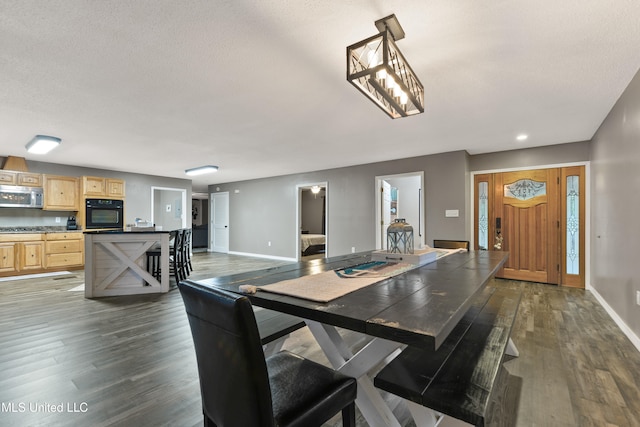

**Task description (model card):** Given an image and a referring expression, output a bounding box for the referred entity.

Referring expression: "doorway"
[191,193,209,250]
[297,183,327,260]
[375,172,424,250]
[473,165,586,287]
[150,187,187,230]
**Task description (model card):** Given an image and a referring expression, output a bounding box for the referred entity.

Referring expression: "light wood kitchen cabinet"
[0,243,17,274]
[106,178,125,198]
[43,175,80,211]
[0,170,42,186]
[0,170,16,185]
[45,232,84,268]
[82,176,125,199]
[82,176,105,197]
[0,233,84,277]
[18,172,43,186]
[19,240,45,271]
[0,234,44,273]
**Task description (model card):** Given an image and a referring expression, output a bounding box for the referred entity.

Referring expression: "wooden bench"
[253,307,306,355]
[433,239,470,251]
[374,284,522,426]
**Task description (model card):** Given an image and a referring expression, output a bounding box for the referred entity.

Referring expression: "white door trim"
[296,182,328,260]
[469,160,590,286]
[150,186,188,229]
[374,172,425,250]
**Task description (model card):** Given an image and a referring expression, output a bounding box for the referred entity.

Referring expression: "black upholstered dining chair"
[178,280,357,427]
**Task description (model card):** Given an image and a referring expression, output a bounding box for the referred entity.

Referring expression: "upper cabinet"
[0,170,42,186]
[43,175,80,211]
[82,176,125,199]
[106,179,125,198]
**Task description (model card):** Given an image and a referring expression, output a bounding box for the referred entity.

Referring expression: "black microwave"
[85,198,124,229]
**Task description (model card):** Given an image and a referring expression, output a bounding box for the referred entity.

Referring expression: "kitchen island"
[84,229,171,298]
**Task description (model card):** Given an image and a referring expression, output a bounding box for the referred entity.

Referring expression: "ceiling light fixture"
[516,134,528,141]
[347,14,424,119]
[311,185,321,194]
[185,165,219,176]
[25,135,61,154]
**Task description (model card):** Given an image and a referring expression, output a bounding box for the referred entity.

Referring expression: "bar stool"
[181,228,193,277]
[146,229,184,283]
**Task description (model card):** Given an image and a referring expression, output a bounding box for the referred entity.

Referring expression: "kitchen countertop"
[83,229,170,234]
[0,226,82,234]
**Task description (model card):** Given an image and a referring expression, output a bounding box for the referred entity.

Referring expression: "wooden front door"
[474,166,585,287]
[496,169,560,283]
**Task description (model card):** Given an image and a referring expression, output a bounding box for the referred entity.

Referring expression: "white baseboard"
[228,251,297,263]
[587,283,640,352]
[0,271,73,282]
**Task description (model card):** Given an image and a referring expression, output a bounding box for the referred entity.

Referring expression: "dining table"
[196,249,509,427]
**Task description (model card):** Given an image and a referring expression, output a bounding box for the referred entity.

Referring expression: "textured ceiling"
[1,1,639,191]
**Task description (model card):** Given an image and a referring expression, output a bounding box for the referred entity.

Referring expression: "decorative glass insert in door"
[478,181,488,250]
[504,179,546,200]
[566,175,580,274]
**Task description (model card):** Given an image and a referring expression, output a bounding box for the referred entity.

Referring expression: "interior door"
[381,180,391,250]
[211,192,229,253]
[475,166,585,287]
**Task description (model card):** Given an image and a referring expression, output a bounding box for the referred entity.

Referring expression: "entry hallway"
[1,252,639,426]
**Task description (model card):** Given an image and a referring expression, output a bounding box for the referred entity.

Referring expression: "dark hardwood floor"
[1,252,639,426]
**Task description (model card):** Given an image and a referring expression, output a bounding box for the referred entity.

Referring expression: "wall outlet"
[637,291,640,306]
[268,241,271,247]
[55,217,61,223]
[351,247,356,253]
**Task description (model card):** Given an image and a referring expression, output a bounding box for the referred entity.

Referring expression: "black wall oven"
[85,198,124,229]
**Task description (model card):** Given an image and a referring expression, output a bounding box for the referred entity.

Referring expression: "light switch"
[445,209,459,218]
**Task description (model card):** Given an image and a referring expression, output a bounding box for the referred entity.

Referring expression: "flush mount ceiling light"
[516,134,528,141]
[25,135,61,154]
[347,14,424,119]
[185,165,219,176]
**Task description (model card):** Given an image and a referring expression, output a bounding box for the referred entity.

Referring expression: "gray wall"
[469,141,591,172]
[0,158,192,228]
[590,67,640,337]
[210,150,469,259]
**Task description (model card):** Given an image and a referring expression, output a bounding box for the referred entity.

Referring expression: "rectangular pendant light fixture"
[185,165,219,176]
[26,135,62,154]
[347,14,424,119]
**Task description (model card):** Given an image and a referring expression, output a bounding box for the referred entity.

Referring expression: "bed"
[301,233,326,256]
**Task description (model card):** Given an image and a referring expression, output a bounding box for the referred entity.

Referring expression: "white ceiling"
[1,1,639,192]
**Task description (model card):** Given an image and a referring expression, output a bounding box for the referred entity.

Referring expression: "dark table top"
[198,250,508,351]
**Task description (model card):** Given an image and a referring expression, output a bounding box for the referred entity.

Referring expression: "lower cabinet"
[0,234,44,274]
[0,243,17,274]
[20,241,45,271]
[45,233,84,269]
[0,232,84,277]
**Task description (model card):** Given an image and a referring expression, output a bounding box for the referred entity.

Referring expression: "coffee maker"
[66,215,78,230]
